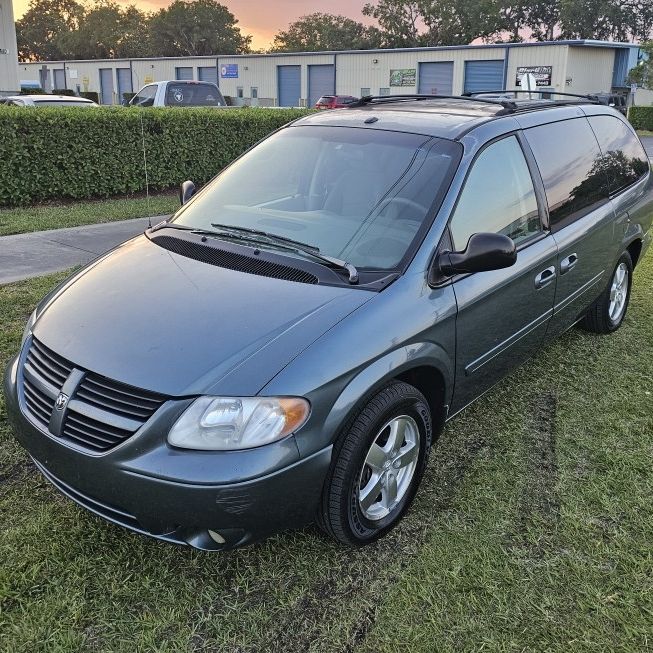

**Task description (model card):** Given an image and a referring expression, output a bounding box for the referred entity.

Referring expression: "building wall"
[0,0,19,95]
[506,45,568,92]
[566,46,615,94]
[17,42,636,105]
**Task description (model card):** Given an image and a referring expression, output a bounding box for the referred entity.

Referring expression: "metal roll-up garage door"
[418,62,453,95]
[463,60,504,94]
[278,65,301,107]
[198,66,218,85]
[117,68,132,102]
[99,68,114,105]
[308,64,335,107]
[175,67,193,80]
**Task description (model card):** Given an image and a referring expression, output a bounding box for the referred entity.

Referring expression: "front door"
[448,134,557,413]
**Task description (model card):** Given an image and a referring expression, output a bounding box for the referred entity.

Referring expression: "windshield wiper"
[149,222,225,238]
[211,222,359,284]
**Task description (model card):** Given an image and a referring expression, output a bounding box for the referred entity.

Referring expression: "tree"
[60,2,150,59]
[362,0,422,48]
[272,13,381,52]
[147,0,251,56]
[15,0,84,61]
[628,41,653,89]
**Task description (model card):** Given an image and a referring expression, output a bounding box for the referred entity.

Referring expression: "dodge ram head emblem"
[55,393,69,411]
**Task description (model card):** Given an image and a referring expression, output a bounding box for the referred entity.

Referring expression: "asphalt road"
[0,217,156,285]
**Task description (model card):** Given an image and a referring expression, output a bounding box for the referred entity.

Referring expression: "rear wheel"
[318,381,432,546]
[581,251,633,334]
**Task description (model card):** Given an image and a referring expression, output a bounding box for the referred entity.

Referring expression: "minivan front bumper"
[4,354,332,550]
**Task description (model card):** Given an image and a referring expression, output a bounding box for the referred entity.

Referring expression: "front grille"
[21,338,168,453]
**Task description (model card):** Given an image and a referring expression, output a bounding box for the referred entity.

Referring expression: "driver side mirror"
[429,232,517,285]
[179,180,196,205]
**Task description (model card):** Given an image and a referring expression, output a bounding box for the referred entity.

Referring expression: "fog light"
[208,529,226,545]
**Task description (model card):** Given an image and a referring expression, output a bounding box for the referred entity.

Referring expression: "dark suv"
[5,94,652,550]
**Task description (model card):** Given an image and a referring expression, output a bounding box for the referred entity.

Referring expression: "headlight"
[167,396,310,450]
[21,309,37,346]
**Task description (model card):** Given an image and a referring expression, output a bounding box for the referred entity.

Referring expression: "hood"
[33,235,373,397]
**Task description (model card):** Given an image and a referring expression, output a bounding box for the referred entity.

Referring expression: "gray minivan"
[5,94,652,550]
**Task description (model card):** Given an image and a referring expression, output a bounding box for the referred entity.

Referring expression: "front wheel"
[318,381,432,546]
[581,251,633,334]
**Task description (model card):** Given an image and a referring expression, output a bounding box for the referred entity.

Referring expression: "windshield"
[165,82,224,106]
[172,126,461,270]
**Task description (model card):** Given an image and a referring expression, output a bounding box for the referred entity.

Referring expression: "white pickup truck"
[128,81,227,108]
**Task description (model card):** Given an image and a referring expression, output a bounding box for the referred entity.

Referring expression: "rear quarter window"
[588,115,649,196]
[525,118,609,231]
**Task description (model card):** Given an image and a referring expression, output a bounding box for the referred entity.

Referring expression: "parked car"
[5,94,652,551]
[129,81,226,108]
[594,93,627,116]
[315,94,359,109]
[0,94,98,107]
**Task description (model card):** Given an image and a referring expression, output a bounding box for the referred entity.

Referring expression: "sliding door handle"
[560,253,578,275]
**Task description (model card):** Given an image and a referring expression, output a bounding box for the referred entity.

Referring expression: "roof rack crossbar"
[349,94,518,112]
[463,89,600,103]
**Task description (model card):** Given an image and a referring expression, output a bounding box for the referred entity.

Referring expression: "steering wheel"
[377,196,429,219]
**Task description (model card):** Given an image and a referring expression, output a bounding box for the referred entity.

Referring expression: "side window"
[132,85,156,107]
[588,115,649,195]
[449,135,541,251]
[525,118,608,230]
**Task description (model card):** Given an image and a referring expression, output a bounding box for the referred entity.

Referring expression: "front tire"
[581,251,633,334]
[318,381,432,546]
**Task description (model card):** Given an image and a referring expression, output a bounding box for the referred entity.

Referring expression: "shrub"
[52,89,76,96]
[0,106,312,206]
[20,87,46,95]
[80,91,100,103]
[628,106,653,131]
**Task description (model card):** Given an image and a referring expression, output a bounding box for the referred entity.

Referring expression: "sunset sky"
[11,0,371,50]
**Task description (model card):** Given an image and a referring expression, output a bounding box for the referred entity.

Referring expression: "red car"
[315,95,359,109]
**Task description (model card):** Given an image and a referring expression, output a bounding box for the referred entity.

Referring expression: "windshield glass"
[172,126,461,269]
[166,83,224,106]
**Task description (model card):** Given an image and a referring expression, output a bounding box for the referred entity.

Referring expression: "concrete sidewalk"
[640,135,653,160]
[0,217,166,285]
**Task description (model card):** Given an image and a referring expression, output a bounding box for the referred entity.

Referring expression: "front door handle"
[560,253,578,275]
[534,266,556,289]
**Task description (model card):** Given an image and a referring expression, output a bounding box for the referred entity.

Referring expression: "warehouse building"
[18,40,645,107]
[0,0,20,95]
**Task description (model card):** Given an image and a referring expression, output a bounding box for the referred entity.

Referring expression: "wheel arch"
[322,343,453,450]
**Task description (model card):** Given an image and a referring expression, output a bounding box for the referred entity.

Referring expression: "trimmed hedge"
[80,91,100,103]
[628,106,653,131]
[0,107,312,206]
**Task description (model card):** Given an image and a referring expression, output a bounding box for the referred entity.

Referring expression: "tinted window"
[166,82,223,106]
[588,115,649,195]
[525,118,608,230]
[450,136,541,250]
[174,127,462,269]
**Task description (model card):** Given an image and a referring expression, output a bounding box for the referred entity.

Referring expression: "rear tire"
[581,251,633,334]
[318,381,432,546]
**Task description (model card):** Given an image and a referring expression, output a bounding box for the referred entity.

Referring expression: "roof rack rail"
[349,94,518,112]
[462,89,600,103]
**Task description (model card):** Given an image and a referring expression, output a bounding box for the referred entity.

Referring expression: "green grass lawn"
[0,193,179,237]
[1,254,652,652]
[636,129,653,137]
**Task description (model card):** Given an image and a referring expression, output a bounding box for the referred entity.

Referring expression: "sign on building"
[221,64,238,79]
[515,66,552,87]
[390,69,416,87]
